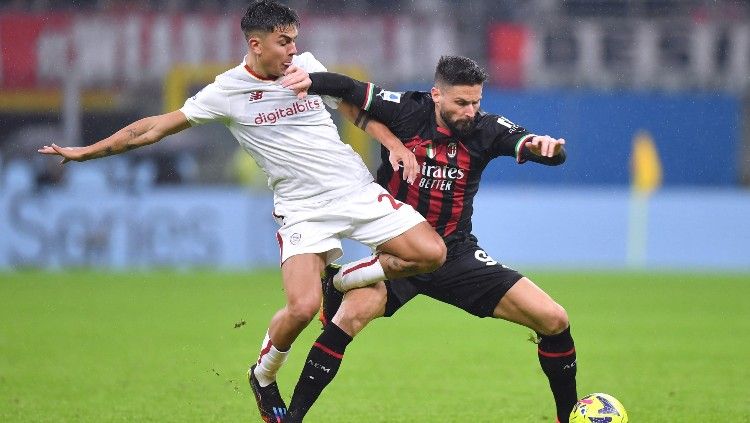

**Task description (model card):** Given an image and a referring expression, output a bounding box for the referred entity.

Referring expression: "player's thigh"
[345,184,437,258]
[275,202,348,265]
[492,277,568,335]
[376,221,445,263]
[281,252,327,316]
[418,246,522,317]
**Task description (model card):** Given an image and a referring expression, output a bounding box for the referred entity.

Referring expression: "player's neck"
[434,112,449,132]
[244,56,278,81]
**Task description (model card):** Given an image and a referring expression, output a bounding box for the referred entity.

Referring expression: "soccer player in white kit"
[38,2,446,422]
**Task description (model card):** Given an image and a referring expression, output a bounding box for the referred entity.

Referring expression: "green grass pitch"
[1,270,749,422]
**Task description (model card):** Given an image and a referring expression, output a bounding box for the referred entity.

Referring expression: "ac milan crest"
[447,142,457,158]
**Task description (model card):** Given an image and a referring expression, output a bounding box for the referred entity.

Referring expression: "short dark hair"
[434,55,488,87]
[241,1,300,39]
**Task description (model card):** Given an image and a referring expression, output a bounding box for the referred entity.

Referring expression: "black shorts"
[384,234,524,318]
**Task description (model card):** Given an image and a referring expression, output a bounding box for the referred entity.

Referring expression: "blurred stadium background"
[0,0,748,270]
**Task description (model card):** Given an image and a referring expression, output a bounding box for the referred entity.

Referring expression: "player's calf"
[331,282,387,336]
[493,277,577,422]
[537,325,577,423]
[286,322,353,422]
[524,296,575,422]
[319,263,344,327]
[320,264,386,335]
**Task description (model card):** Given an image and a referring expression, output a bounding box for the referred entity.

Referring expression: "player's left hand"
[389,145,419,184]
[37,144,89,164]
[281,65,311,99]
[527,135,565,157]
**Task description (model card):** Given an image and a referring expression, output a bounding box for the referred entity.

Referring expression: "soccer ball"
[569,393,628,423]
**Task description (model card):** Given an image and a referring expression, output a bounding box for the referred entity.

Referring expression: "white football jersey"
[180,52,373,204]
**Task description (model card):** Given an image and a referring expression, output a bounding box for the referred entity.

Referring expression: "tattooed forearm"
[64,113,179,162]
[354,110,371,130]
[387,255,401,271]
[381,254,420,279]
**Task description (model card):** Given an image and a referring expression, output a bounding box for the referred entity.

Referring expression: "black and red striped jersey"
[363,88,544,240]
[308,73,566,242]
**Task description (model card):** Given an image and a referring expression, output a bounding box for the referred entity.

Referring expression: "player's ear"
[430,86,441,103]
[247,33,264,55]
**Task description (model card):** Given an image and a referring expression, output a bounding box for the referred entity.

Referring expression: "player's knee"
[540,304,569,336]
[417,236,447,272]
[286,297,321,324]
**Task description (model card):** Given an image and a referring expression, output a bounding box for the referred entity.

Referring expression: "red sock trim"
[538,347,576,358]
[257,339,273,364]
[342,255,380,276]
[314,342,344,359]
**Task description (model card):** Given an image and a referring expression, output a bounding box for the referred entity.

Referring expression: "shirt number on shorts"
[378,193,403,210]
[474,250,497,266]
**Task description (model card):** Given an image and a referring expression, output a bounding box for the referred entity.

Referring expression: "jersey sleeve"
[485,114,535,163]
[361,85,425,137]
[308,71,424,138]
[180,82,231,126]
[485,115,567,165]
[293,52,340,109]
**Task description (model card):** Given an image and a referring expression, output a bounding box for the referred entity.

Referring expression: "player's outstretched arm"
[522,135,567,165]
[297,71,418,182]
[306,72,368,106]
[38,110,191,164]
[337,102,418,184]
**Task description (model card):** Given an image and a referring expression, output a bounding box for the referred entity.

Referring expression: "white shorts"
[273,182,426,265]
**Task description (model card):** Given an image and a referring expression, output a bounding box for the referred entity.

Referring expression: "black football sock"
[286,322,352,422]
[537,326,578,423]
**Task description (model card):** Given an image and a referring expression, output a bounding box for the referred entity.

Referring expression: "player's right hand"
[281,65,311,99]
[527,135,565,157]
[37,144,88,164]
[389,145,419,185]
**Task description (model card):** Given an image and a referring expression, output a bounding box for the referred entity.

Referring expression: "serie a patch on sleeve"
[376,89,402,103]
[497,116,524,134]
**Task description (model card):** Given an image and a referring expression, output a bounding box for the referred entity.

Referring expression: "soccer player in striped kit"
[38,2,448,422]
[284,56,577,423]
